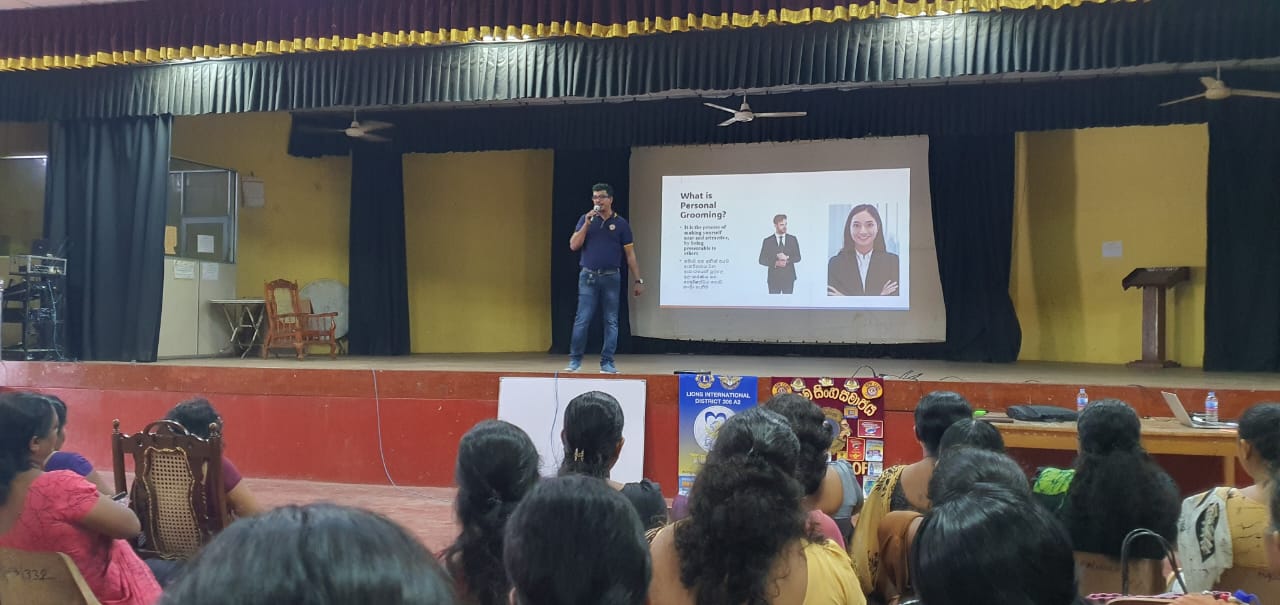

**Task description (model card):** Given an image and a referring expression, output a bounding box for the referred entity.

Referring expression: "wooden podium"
[1122,267,1191,368]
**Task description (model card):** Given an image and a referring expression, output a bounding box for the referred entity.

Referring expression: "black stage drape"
[625,135,1019,362]
[927,135,1021,362]
[347,142,412,355]
[43,116,171,362]
[549,149,633,356]
[1204,101,1280,372]
[7,0,1280,122]
[290,73,1238,157]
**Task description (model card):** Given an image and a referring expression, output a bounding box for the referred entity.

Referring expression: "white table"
[209,299,266,358]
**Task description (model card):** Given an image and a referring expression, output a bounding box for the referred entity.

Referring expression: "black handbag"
[1006,405,1079,423]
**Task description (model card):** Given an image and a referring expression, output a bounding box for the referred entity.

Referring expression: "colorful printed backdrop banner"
[677,374,758,496]
[770,377,887,496]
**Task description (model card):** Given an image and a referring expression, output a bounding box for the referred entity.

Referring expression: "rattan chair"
[111,419,228,561]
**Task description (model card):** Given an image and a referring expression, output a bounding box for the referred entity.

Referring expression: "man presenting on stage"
[758,214,801,294]
[566,183,644,374]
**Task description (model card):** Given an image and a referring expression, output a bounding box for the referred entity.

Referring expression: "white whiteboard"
[497,377,648,483]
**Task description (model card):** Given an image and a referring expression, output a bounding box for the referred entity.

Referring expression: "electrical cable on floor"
[371,369,399,488]
[549,370,563,470]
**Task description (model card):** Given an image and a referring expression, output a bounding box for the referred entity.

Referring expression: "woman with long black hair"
[558,391,666,530]
[648,407,863,605]
[1032,399,1179,559]
[827,204,900,297]
[441,420,540,605]
[0,391,161,605]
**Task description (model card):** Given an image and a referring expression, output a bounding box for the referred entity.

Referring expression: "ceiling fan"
[1160,69,1280,107]
[703,96,807,126]
[303,110,395,142]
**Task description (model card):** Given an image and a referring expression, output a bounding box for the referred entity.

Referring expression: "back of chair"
[1100,599,1174,604]
[111,419,227,560]
[0,547,101,605]
[1075,551,1165,596]
[1217,566,1280,603]
[265,279,302,329]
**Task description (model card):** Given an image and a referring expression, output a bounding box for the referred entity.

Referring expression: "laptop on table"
[1160,391,1238,429]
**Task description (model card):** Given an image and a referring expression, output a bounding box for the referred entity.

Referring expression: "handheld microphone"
[591,204,603,223]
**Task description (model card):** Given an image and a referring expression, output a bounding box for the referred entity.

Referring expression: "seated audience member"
[41,393,114,495]
[1031,399,1179,559]
[910,485,1090,605]
[850,390,972,593]
[1178,403,1280,591]
[557,391,666,530]
[1267,476,1280,573]
[649,408,865,605]
[504,475,650,605]
[936,417,1006,456]
[672,404,864,539]
[1166,465,1280,605]
[816,455,864,545]
[164,397,263,521]
[763,393,845,547]
[161,503,455,605]
[0,391,161,605]
[929,448,1030,505]
[441,420,540,605]
[874,448,1031,605]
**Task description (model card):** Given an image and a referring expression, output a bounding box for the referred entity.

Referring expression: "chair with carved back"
[1217,566,1280,603]
[111,419,228,561]
[262,278,338,360]
[1075,551,1166,597]
[0,547,101,605]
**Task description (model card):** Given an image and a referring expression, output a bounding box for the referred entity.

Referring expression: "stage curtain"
[927,135,1021,362]
[5,0,1280,122]
[347,142,412,356]
[43,116,171,362]
[626,134,1019,362]
[1203,102,1280,372]
[0,0,1139,72]
[548,149,633,356]
[288,72,1246,157]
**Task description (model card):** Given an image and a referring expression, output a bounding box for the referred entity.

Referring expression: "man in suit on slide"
[758,214,802,294]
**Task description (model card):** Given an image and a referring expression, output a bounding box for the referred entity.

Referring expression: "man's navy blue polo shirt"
[575,213,634,270]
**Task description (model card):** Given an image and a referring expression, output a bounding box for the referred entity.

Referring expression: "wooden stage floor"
[147,352,1280,391]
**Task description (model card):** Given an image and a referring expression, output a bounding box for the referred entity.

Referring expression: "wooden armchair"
[1075,551,1166,597]
[262,278,338,360]
[111,419,228,561]
[0,547,101,605]
[1217,566,1280,603]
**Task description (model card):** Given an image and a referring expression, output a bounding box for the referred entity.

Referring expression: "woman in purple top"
[40,394,114,495]
[164,397,263,522]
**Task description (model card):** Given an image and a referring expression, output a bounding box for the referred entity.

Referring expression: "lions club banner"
[677,374,758,496]
[771,377,887,496]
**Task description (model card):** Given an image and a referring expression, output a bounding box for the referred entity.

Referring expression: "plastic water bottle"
[1076,388,1088,413]
[1205,392,1219,423]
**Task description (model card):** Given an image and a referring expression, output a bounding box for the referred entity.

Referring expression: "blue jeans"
[569,269,621,365]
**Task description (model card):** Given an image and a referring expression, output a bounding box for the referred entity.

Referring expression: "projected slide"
[660,169,911,310]
[630,137,944,344]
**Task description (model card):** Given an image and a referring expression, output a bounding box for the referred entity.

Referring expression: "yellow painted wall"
[170,113,351,298]
[1011,124,1208,366]
[402,151,554,353]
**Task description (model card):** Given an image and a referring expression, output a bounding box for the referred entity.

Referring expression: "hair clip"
[573,448,585,462]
